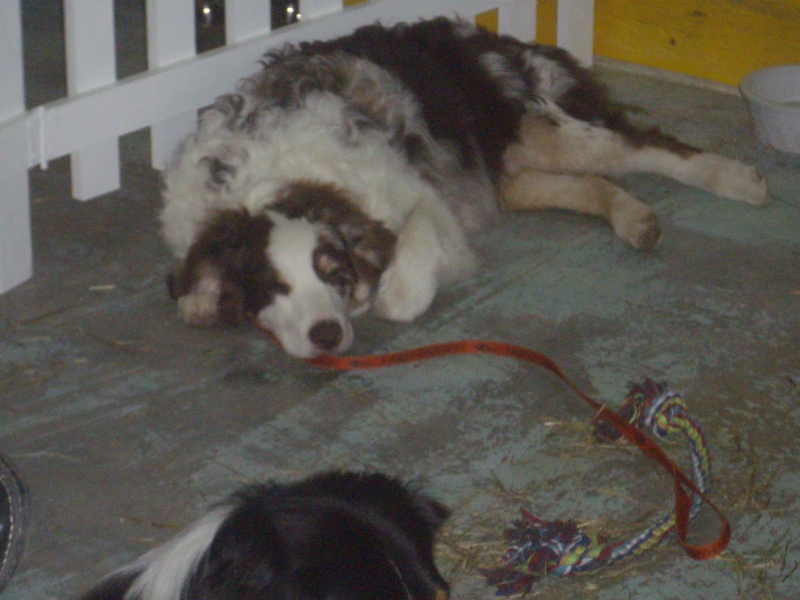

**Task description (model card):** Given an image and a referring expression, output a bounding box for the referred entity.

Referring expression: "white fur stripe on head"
[122,504,233,600]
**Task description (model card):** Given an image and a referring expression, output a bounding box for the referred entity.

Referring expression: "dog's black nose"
[309,320,343,352]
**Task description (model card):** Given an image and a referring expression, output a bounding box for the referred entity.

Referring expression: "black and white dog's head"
[81,471,450,600]
[167,181,396,358]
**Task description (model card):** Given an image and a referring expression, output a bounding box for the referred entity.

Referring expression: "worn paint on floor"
[2,19,800,600]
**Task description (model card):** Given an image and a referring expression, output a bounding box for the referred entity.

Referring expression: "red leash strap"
[261,328,730,560]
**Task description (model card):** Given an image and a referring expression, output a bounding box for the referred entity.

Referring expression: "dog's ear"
[167,210,287,324]
[411,492,451,533]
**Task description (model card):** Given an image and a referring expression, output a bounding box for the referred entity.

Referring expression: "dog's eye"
[313,243,355,293]
[328,266,353,289]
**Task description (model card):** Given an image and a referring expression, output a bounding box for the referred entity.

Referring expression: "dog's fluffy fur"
[162,17,767,357]
[80,472,450,600]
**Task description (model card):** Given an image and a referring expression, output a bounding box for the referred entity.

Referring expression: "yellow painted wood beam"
[594,0,800,85]
[333,1,800,86]
[537,0,558,44]
[476,8,499,31]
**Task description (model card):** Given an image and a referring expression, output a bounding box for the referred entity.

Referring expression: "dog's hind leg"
[501,169,662,250]
[504,101,768,205]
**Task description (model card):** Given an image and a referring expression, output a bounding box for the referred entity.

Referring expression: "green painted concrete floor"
[2,11,800,598]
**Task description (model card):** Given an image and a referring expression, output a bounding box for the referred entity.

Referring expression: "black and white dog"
[163,17,766,358]
[81,472,450,600]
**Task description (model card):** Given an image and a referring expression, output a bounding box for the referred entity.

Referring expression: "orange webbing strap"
[258,327,730,559]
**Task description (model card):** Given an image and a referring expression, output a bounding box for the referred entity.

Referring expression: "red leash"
[255,323,730,560]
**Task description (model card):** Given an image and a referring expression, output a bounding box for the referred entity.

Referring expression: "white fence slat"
[147,0,197,171]
[304,0,531,36]
[557,0,595,66]
[301,0,344,21]
[1,173,33,294]
[12,0,544,175]
[151,113,197,172]
[498,0,537,42]
[64,0,120,200]
[0,3,25,120]
[0,1,32,293]
[1,0,590,183]
[146,0,195,65]
[0,117,30,176]
[1,0,597,295]
[227,0,272,43]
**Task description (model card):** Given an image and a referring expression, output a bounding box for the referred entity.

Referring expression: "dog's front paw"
[373,265,436,322]
[711,159,768,205]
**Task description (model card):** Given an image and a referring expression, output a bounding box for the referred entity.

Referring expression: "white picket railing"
[0,0,594,294]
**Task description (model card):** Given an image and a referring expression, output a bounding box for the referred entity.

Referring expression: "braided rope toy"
[481,379,712,596]
[249,321,729,589]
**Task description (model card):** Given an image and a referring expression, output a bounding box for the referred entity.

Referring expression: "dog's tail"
[80,505,233,600]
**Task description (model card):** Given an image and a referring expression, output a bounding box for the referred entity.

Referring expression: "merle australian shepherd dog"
[81,472,450,600]
[162,17,766,358]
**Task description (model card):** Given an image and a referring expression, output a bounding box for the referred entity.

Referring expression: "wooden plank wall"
[349,0,800,85]
[541,0,800,86]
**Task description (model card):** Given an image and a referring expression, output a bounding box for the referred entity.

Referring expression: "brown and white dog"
[162,18,767,358]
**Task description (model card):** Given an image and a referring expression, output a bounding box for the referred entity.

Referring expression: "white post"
[498,0,537,42]
[0,1,32,293]
[301,0,344,21]
[557,0,595,66]
[63,0,121,200]
[147,0,197,171]
[226,0,272,43]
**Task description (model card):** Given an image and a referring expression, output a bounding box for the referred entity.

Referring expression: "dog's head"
[214,471,451,600]
[167,181,396,358]
[80,471,450,600]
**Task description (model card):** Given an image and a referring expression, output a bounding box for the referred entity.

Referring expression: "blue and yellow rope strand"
[482,379,713,596]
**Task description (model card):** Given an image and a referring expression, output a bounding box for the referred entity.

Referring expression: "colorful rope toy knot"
[482,378,712,596]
